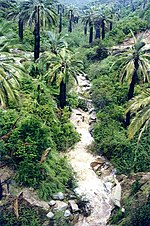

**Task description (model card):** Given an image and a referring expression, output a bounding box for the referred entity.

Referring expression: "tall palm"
[8,0,57,60]
[113,32,150,125]
[41,48,84,108]
[19,0,57,30]
[127,88,150,140]
[6,0,24,41]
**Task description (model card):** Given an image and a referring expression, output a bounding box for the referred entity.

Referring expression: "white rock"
[49,200,56,207]
[64,209,71,217]
[53,201,68,211]
[46,212,54,219]
[52,192,64,200]
[111,182,121,207]
[68,200,79,213]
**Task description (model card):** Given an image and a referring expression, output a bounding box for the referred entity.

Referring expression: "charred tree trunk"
[34,5,40,62]
[18,18,23,41]
[59,80,66,108]
[68,10,72,32]
[89,21,93,44]
[57,4,60,14]
[59,13,62,33]
[62,5,64,14]
[0,179,2,200]
[84,22,88,35]
[110,21,113,31]
[102,19,105,40]
[68,19,72,32]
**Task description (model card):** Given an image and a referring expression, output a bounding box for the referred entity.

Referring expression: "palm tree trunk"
[68,10,73,32]
[89,21,93,44]
[68,19,72,32]
[0,179,2,200]
[34,5,40,62]
[62,5,64,14]
[59,80,66,108]
[126,58,139,126]
[110,21,113,31]
[84,22,88,35]
[18,18,23,41]
[102,19,105,40]
[57,4,60,14]
[59,13,62,33]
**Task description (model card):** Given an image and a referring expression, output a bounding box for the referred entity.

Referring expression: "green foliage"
[110,208,125,225]
[129,203,150,226]
[130,178,141,196]
[86,42,108,62]
[37,153,76,200]
[90,49,150,174]
[53,211,71,226]
[67,91,79,108]
[103,16,148,46]
[0,76,78,197]
[0,202,46,226]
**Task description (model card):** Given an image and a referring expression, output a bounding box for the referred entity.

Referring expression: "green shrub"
[0,202,46,226]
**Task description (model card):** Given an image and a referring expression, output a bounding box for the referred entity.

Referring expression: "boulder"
[68,200,79,213]
[90,157,105,171]
[111,181,121,207]
[64,209,71,217]
[49,200,56,207]
[46,211,54,219]
[53,201,68,212]
[52,192,64,200]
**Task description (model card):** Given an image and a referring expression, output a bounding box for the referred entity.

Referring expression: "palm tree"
[112,32,150,126]
[8,0,57,60]
[0,54,24,108]
[127,88,150,141]
[68,9,73,33]
[40,48,84,108]
[21,0,57,61]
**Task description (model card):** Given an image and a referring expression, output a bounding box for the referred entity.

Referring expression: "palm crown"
[127,88,150,141]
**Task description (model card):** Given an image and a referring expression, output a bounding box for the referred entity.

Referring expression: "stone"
[49,200,56,207]
[111,182,121,207]
[52,192,64,200]
[53,201,68,212]
[68,200,79,213]
[64,209,71,217]
[46,211,54,219]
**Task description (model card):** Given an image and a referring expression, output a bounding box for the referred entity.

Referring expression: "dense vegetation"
[0,0,150,225]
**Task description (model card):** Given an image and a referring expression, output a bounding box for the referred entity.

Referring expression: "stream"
[67,74,116,226]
